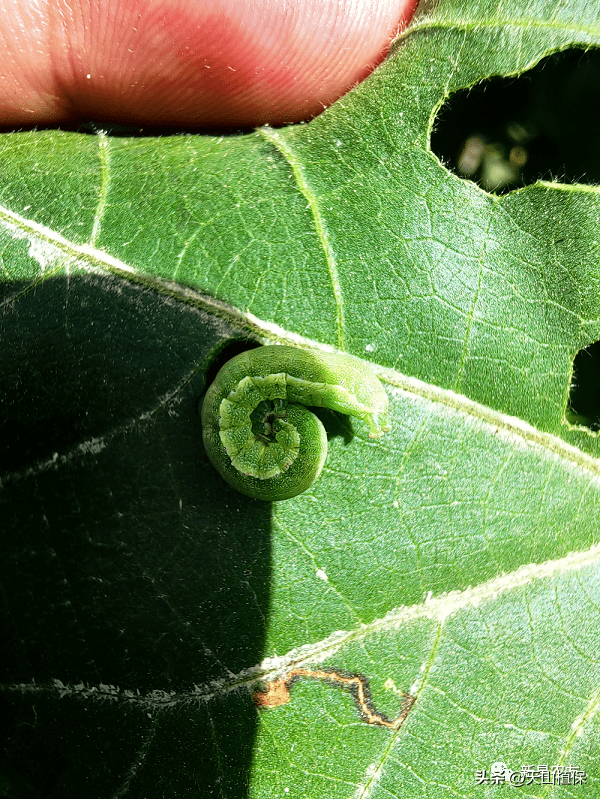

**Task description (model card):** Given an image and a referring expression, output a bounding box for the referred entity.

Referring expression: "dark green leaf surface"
[2,1,600,797]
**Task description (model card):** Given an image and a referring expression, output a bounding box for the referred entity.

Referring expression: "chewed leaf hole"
[566,341,600,433]
[431,48,600,194]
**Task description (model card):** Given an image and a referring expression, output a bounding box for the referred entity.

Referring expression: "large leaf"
[2,0,600,796]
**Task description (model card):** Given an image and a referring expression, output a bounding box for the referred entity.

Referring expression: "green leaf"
[2,1,600,797]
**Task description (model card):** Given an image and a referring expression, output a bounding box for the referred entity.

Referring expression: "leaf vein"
[257,125,346,349]
[90,132,111,247]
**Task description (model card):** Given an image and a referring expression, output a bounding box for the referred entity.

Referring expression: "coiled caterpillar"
[201,346,390,501]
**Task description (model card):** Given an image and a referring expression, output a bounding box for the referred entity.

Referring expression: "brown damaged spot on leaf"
[254,667,416,730]
[254,677,292,708]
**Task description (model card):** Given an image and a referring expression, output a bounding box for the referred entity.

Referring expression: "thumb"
[0,0,417,129]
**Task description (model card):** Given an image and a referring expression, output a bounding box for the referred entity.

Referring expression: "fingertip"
[0,0,418,129]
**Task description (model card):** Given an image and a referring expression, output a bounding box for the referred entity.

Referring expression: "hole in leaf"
[566,341,600,432]
[432,48,600,193]
[201,339,258,392]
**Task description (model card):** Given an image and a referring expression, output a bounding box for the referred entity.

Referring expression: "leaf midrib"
[1,203,599,483]
[3,540,599,707]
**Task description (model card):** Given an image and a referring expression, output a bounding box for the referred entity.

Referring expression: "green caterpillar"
[201,346,390,501]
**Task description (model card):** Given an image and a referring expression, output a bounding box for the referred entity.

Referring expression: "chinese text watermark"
[476,763,587,786]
